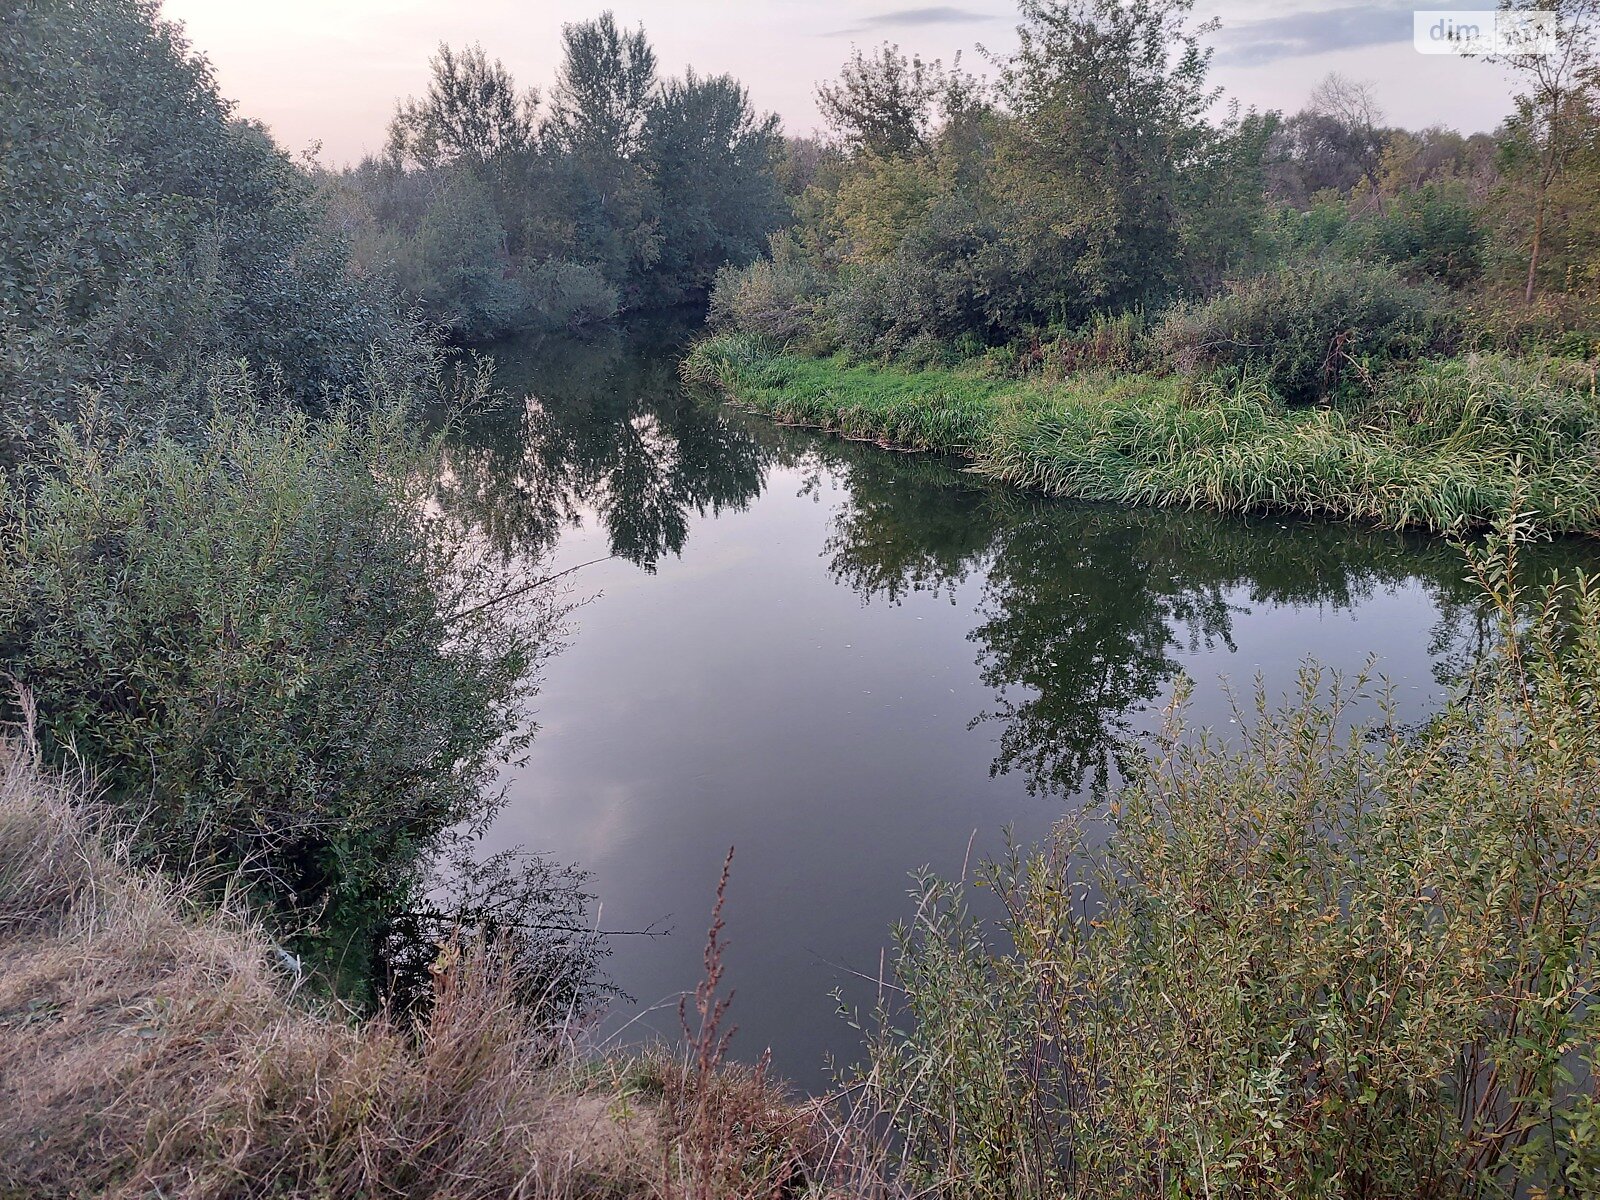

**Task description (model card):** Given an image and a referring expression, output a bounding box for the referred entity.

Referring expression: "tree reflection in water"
[440,326,1584,801]
[787,434,1574,798]
[435,313,771,569]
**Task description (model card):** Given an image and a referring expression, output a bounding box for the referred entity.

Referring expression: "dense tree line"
[712,0,1600,377]
[0,0,428,452]
[325,14,789,342]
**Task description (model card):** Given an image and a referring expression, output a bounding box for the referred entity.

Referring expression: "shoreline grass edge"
[682,332,1600,537]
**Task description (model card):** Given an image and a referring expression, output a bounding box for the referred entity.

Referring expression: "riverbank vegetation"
[685,334,1600,533]
[8,450,1600,1200]
[0,747,843,1198]
[1,0,430,456]
[695,0,1600,536]
[0,0,610,1012]
[2,4,854,1194]
[0,392,600,1004]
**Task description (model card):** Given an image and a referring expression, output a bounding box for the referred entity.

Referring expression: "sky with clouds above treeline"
[160,0,1520,166]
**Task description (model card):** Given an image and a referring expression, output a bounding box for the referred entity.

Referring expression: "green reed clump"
[685,335,1600,535]
[1364,354,1599,465]
[986,357,1600,531]
[846,531,1600,1198]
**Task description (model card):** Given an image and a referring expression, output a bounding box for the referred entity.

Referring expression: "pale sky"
[158,1,1522,167]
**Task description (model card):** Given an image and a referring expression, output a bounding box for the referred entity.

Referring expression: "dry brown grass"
[0,748,862,1199]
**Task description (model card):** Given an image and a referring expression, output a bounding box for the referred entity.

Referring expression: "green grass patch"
[684,338,1009,454]
[684,333,1600,535]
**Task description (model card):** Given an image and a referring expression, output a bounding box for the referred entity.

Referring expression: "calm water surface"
[445,320,1563,1090]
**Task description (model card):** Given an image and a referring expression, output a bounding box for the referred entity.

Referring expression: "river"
[443,317,1569,1091]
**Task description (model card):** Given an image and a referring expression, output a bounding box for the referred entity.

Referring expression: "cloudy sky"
[159,0,1521,166]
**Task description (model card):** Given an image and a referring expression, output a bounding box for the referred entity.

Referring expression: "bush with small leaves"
[1154,260,1457,402]
[851,534,1600,1198]
[0,370,561,966]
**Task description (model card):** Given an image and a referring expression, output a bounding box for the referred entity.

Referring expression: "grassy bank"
[684,334,1600,535]
[0,745,847,1199]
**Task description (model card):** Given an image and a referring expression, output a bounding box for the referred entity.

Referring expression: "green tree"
[533,12,662,299]
[543,11,657,159]
[1347,181,1485,287]
[0,0,424,444]
[993,0,1223,317]
[830,153,939,263]
[386,42,538,170]
[1492,0,1600,301]
[1180,108,1279,290]
[640,71,785,303]
[395,170,526,340]
[815,43,944,158]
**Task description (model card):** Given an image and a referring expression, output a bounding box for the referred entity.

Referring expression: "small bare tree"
[1306,73,1388,212]
[1490,0,1600,301]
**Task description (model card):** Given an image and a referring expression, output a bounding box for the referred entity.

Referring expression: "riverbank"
[0,748,843,1199]
[683,333,1600,536]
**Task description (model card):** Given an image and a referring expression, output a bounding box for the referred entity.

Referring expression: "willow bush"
[2,0,429,450]
[1152,260,1457,403]
[0,366,563,969]
[848,533,1600,1198]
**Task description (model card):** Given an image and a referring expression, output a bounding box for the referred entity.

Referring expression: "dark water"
[444,319,1573,1090]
